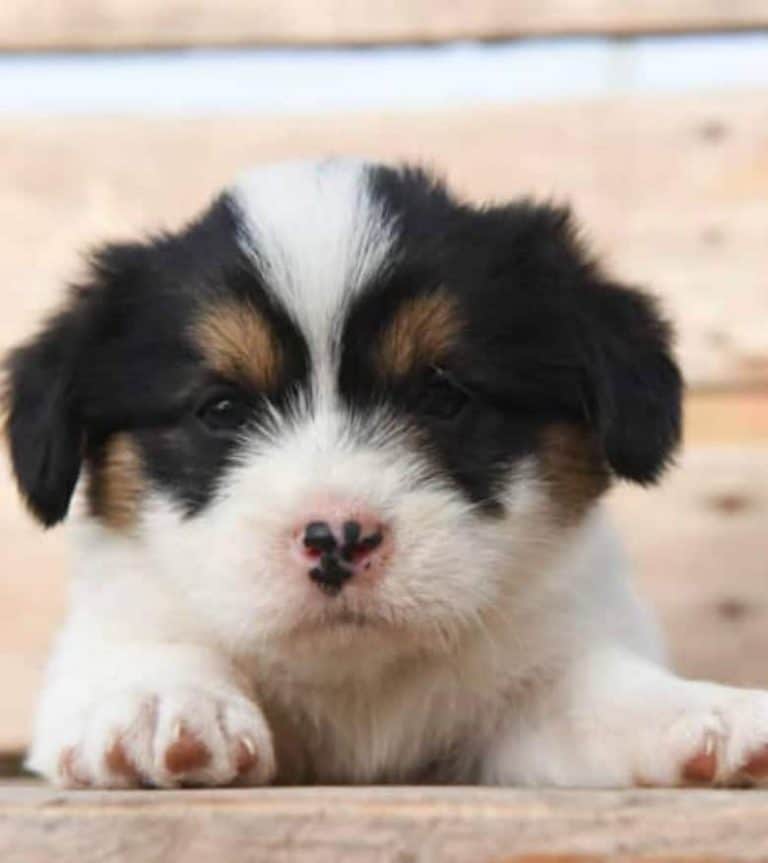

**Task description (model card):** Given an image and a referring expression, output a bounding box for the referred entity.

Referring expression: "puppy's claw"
[235,736,258,775]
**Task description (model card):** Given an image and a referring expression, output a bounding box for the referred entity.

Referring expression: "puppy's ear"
[584,278,683,484]
[2,292,93,526]
[2,244,144,526]
[479,201,682,485]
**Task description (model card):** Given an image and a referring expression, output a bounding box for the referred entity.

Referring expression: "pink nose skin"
[293,513,389,596]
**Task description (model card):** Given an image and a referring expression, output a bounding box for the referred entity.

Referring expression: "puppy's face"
[3,160,681,657]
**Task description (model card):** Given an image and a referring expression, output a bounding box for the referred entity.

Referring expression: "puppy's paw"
[642,687,768,788]
[36,687,275,789]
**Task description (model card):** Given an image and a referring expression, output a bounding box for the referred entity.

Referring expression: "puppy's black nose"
[340,520,383,559]
[309,552,353,596]
[303,521,337,553]
[298,517,388,596]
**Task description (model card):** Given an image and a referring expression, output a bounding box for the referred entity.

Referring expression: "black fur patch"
[3,195,310,524]
[338,164,681,510]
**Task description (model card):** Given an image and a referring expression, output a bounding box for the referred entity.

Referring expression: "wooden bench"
[5,784,768,861]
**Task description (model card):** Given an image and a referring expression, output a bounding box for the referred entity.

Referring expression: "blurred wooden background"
[3,0,768,48]
[0,1,767,761]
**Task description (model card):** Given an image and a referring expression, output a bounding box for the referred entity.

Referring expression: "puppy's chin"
[270,611,450,678]
[285,608,396,650]
[270,578,493,668]
[272,587,408,648]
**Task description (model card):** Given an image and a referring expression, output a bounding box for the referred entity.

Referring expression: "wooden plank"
[1,441,767,754]
[0,459,68,754]
[2,0,768,50]
[1,94,767,391]
[685,391,768,444]
[610,447,768,689]
[3,784,768,861]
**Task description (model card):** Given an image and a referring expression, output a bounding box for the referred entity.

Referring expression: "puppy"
[5,158,768,789]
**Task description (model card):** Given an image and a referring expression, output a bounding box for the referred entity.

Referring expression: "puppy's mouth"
[314,594,385,628]
[323,609,373,628]
[290,594,391,638]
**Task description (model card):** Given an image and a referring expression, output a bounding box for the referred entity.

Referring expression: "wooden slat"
[1,94,767,390]
[610,446,768,688]
[1,440,767,754]
[3,784,768,861]
[2,0,768,50]
[0,459,68,754]
[685,391,768,444]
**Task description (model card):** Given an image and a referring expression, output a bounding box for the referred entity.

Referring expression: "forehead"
[180,160,574,399]
[229,159,396,360]
[80,160,473,423]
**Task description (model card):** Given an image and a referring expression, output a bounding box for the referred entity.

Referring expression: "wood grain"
[2,784,768,861]
[1,94,767,391]
[2,0,768,49]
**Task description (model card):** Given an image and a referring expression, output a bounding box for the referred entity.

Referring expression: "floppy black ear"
[3,240,153,526]
[2,293,92,526]
[472,199,683,486]
[584,278,683,484]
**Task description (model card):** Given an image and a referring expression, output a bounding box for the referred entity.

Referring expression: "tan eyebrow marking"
[377,289,462,378]
[192,301,282,391]
[86,433,144,533]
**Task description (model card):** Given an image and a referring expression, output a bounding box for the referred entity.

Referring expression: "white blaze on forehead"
[231,159,396,391]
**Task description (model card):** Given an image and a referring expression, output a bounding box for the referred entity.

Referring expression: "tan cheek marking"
[538,425,610,522]
[86,433,144,533]
[193,301,281,391]
[164,724,212,774]
[377,289,461,378]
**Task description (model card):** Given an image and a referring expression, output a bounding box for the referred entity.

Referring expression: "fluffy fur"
[6,158,768,789]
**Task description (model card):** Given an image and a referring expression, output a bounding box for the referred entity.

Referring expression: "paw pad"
[105,739,141,783]
[740,744,768,781]
[682,735,718,785]
[59,747,91,788]
[164,723,212,774]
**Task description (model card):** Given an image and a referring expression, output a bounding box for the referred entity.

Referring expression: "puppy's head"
[2,160,681,656]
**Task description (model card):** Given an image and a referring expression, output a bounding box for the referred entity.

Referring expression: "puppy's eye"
[418,367,470,420]
[197,395,251,432]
